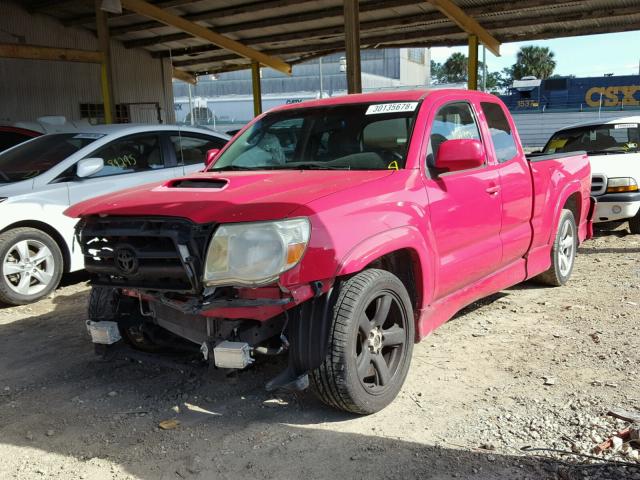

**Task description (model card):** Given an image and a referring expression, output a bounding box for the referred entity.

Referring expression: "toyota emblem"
[114,246,138,275]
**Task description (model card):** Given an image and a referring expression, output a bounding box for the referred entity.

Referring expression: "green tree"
[441,52,468,83]
[512,46,556,80]
[430,60,443,83]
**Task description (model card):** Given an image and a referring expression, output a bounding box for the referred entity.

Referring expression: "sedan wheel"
[0,228,63,305]
[4,240,55,296]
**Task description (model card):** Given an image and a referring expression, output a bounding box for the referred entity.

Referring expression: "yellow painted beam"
[96,0,114,124]
[120,0,292,75]
[251,61,262,117]
[468,34,478,90]
[173,67,197,85]
[0,43,103,63]
[428,0,500,56]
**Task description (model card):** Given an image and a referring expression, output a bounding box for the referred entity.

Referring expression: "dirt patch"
[1,230,639,480]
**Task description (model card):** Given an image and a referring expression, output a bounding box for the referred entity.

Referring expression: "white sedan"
[0,124,229,305]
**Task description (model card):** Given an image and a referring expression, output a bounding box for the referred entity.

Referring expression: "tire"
[536,209,577,286]
[0,228,64,305]
[88,286,163,353]
[310,269,415,415]
[629,212,640,234]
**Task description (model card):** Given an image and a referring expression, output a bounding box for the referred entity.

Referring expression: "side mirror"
[76,157,104,178]
[435,139,485,173]
[205,148,220,167]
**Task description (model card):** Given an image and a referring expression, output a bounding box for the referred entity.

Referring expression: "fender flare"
[549,181,582,243]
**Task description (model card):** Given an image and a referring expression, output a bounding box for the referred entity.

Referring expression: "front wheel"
[536,209,577,286]
[310,269,415,415]
[88,286,164,352]
[0,228,64,305]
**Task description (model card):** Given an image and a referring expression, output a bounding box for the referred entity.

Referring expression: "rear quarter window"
[481,102,518,163]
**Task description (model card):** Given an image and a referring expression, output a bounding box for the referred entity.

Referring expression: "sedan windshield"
[543,122,640,155]
[210,102,420,171]
[0,133,102,183]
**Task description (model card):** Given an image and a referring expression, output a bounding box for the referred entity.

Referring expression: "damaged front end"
[78,215,336,391]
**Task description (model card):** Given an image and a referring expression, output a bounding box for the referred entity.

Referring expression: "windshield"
[0,133,102,183]
[209,102,420,171]
[543,122,640,155]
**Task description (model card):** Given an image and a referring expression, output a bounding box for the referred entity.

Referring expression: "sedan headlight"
[204,218,310,287]
[606,177,638,193]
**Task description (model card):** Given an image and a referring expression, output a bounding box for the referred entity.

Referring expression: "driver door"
[67,133,174,206]
[423,100,503,299]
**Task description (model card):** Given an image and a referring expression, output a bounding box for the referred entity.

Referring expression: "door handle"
[486,185,500,195]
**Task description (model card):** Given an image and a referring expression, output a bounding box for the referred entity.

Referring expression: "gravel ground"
[0,228,638,480]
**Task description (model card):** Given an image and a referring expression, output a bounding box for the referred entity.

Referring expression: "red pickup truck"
[67,90,593,415]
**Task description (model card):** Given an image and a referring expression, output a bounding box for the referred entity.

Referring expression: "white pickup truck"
[543,117,640,233]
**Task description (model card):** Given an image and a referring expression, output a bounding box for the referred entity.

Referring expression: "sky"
[430,30,640,78]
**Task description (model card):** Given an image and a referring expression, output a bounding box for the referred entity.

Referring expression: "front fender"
[335,225,436,311]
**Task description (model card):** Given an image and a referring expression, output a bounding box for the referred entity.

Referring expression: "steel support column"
[343,0,361,94]
[95,0,115,124]
[251,61,262,117]
[467,34,478,91]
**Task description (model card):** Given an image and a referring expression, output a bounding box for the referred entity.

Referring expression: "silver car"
[0,124,229,305]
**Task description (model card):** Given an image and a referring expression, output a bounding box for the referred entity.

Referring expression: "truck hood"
[65,170,394,224]
[588,152,640,180]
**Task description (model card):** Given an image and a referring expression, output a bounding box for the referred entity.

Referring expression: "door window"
[86,134,164,178]
[428,102,481,168]
[481,102,518,163]
[170,133,227,166]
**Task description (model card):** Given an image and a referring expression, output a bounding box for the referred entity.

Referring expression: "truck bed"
[526,150,587,163]
[525,150,592,278]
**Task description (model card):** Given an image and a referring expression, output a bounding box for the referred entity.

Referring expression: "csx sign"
[585,85,640,107]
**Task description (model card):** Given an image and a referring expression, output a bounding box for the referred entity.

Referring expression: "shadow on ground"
[0,271,90,310]
[1,287,637,479]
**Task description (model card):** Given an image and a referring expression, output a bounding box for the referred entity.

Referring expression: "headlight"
[204,218,310,287]
[606,177,638,193]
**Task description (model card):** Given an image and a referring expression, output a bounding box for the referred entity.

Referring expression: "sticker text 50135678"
[366,102,419,115]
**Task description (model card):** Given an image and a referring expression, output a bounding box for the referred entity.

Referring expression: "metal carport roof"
[22,0,640,77]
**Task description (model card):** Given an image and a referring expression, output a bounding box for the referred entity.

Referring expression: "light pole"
[319,57,324,98]
[482,45,487,92]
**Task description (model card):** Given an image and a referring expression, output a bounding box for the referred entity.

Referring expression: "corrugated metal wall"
[174,50,404,97]
[513,111,639,148]
[0,1,174,124]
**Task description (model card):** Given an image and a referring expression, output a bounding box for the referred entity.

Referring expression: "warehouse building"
[0,1,175,124]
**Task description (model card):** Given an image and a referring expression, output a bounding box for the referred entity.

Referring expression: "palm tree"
[512,46,556,80]
[441,52,468,83]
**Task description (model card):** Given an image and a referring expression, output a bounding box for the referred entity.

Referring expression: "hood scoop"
[167,178,228,189]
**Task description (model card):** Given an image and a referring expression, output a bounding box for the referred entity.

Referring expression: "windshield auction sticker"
[614,123,638,129]
[366,102,419,115]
